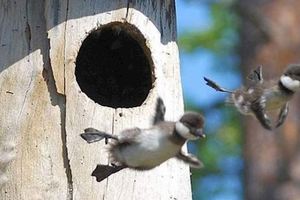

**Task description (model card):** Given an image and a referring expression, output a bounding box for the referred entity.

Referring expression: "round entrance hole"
[75,22,154,108]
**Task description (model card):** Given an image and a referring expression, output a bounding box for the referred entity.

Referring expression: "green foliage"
[190,107,242,179]
[189,107,242,199]
[179,1,239,54]
[180,0,243,198]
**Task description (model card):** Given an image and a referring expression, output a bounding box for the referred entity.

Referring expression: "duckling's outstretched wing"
[153,97,166,125]
[247,65,263,84]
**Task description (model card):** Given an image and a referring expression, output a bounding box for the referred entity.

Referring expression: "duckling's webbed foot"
[91,164,126,182]
[176,150,204,169]
[81,128,118,144]
[204,77,233,93]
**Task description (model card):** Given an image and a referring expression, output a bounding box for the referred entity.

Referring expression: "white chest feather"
[116,129,180,168]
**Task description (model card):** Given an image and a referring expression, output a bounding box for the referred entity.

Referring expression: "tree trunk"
[0,0,192,199]
[238,1,300,199]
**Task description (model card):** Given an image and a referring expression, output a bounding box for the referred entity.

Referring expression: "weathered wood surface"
[0,1,68,199]
[0,0,191,199]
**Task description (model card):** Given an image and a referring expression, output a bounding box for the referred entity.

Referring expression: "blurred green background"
[177,1,243,199]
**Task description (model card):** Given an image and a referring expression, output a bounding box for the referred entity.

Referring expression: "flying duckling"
[204,64,300,130]
[81,98,206,182]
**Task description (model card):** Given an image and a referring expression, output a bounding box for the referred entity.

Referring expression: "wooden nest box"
[0,0,191,199]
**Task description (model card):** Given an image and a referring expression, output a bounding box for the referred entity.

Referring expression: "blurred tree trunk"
[238,1,300,200]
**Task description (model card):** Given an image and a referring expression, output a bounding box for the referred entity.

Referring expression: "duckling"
[204,64,300,130]
[81,98,205,182]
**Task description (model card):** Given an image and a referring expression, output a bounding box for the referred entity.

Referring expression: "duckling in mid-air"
[204,64,300,130]
[81,98,206,182]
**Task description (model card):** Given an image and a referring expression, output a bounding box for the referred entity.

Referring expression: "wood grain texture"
[0,0,191,199]
[0,1,68,199]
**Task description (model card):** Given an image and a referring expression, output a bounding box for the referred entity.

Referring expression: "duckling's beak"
[195,129,206,138]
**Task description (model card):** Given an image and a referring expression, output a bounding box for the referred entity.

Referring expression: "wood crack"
[62,1,73,199]
[25,0,31,53]
[125,0,132,20]
[17,0,33,124]
[17,70,33,123]
[42,0,73,198]
[43,55,73,200]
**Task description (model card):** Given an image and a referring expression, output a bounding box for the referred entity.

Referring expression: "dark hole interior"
[75,22,153,108]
